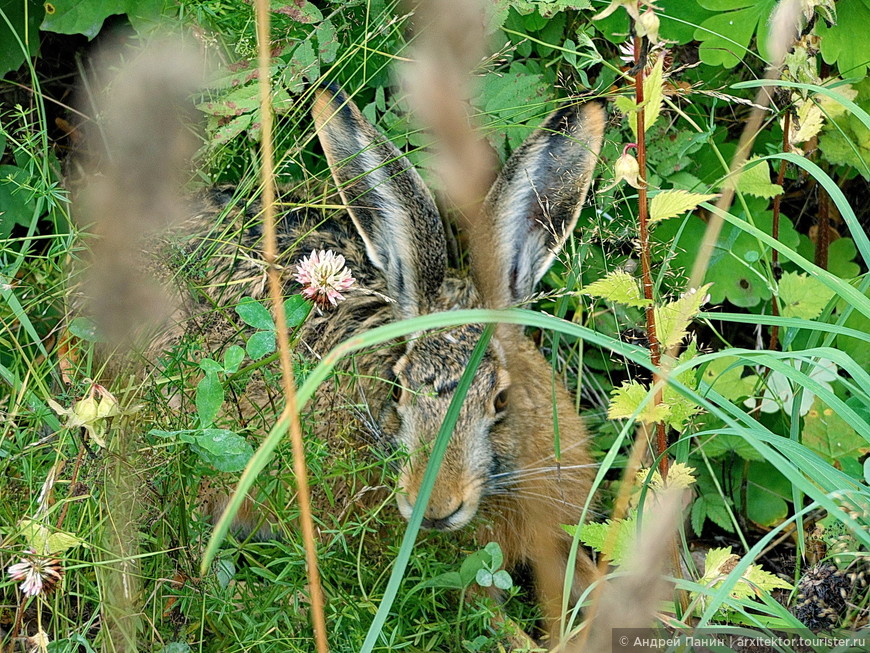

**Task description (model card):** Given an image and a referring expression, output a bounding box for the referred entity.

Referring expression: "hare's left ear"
[481,102,605,306]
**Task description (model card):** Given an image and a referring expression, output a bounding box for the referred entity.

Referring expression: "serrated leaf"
[816,0,870,78]
[642,56,664,133]
[654,284,712,349]
[778,271,836,320]
[789,100,824,145]
[189,429,253,472]
[732,157,782,199]
[802,397,870,466]
[584,270,649,308]
[608,381,670,424]
[197,84,260,117]
[271,0,321,22]
[649,190,718,224]
[196,371,224,427]
[283,40,318,93]
[637,462,696,492]
[246,330,276,360]
[315,18,338,63]
[577,516,636,566]
[212,113,253,146]
[235,298,275,331]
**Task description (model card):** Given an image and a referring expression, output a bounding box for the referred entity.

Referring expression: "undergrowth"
[2,0,869,652]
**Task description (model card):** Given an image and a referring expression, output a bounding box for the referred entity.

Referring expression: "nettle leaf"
[271,0,322,22]
[283,40,319,94]
[584,270,649,308]
[187,429,254,473]
[315,18,338,64]
[235,298,275,331]
[732,157,782,199]
[802,397,870,467]
[698,547,792,607]
[778,271,836,320]
[649,190,718,224]
[197,83,260,117]
[694,0,777,68]
[654,284,712,350]
[642,56,665,133]
[573,516,636,566]
[608,381,670,425]
[211,114,253,148]
[637,462,697,492]
[196,371,224,427]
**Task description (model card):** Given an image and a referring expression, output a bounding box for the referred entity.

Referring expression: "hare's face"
[387,325,516,531]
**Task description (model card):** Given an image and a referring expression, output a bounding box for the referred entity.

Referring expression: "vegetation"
[1,0,869,651]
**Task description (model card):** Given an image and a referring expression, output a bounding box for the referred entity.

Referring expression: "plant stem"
[769,111,790,352]
[253,0,328,651]
[633,35,668,479]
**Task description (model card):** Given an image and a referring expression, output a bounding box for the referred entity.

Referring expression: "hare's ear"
[481,102,605,306]
[312,86,447,318]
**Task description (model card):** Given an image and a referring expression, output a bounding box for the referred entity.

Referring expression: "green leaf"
[211,113,253,147]
[743,461,790,528]
[199,358,223,374]
[460,549,490,586]
[778,271,836,320]
[817,0,870,78]
[197,83,259,118]
[271,0,321,22]
[223,345,245,374]
[492,569,513,590]
[283,40,318,93]
[654,283,712,349]
[642,56,664,134]
[475,568,493,587]
[732,157,782,199]
[187,429,254,473]
[483,541,503,570]
[0,165,38,238]
[694,0,777,69]
[608,381,670,424]
[246,330,276,360]
[413,571,465,591]
[235,298,275,331]
[41,0,126,39]
[649,190,718,224]
[575,516,636,566]
[67,316,102,343]
[196,371,224,427]
[802,397,870,466]
[698,546,792,605]
[700,356,753,401]
[0,0,43,77]
[283,295,312,328]
[315,18,338,64]
[47,531,83,554]
[584,270,649,308]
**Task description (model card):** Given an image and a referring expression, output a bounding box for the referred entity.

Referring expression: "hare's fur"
[146,87,604,643]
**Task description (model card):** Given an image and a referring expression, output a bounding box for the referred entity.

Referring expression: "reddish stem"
[633,36,668,478]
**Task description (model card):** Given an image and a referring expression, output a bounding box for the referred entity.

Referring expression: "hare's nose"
[421,500,465,531]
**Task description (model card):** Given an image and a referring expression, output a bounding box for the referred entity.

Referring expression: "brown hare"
[139,85,604,644]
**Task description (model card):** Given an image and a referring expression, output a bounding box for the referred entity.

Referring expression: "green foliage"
[695,546,793,609]
[694,0,777,68]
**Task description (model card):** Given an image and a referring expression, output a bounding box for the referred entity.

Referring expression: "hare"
[141,85,604,643]
[303,87,605,641]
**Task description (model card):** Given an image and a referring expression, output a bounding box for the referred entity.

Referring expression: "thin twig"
[252,1,328,651]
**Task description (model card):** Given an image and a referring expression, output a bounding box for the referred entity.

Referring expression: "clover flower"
[294,249,356,307]
[7,550,64,597]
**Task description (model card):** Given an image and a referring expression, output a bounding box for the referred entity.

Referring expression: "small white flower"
[294,249,356,307]
[7,550,64,597]
[745,358,838,416]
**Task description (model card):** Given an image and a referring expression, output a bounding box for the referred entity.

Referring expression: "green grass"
[3,1,870,652]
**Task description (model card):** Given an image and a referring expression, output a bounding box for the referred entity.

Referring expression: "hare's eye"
[391,382,404,403]
[493,389,509,414]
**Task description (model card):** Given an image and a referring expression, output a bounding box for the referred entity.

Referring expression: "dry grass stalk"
[252,0,328,651]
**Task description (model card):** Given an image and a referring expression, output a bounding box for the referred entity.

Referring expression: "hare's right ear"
[480,101,605,307]
[312,86,447,318]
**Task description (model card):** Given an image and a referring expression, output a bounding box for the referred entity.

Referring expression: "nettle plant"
[574,0,870,625]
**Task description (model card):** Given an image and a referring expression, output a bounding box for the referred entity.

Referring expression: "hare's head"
[312,86,604,531]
